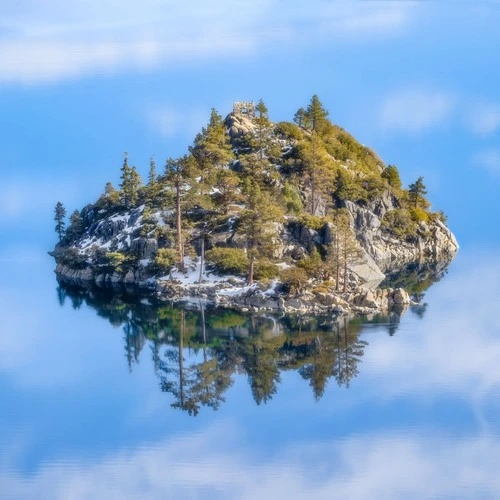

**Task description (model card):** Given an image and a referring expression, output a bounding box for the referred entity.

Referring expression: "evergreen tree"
[190,108,233,190]
[129,166,142,207]
[300,133,333,215]
[54,201,66,242]
[254,99,271,160]
[305,95,329,134]
[119,152,133,208]
[164,156,195,270]
[65,209,83,243]
[381,164,402,190]
[328,209,362,292]
[293,107,310,129]
[146,156,160,204]
[408,176,427,208]
[239,181,284,284]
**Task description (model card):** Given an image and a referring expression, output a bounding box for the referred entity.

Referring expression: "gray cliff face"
[344,198,459,273]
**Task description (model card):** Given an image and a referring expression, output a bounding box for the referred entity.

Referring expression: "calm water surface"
[1,249,499,499]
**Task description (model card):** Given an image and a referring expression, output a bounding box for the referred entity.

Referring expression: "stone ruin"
[233,101,255,118]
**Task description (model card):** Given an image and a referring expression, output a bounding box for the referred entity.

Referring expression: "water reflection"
[57,284,380,414]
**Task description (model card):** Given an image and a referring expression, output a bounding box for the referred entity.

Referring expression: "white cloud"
[361,250,500,400]
[474,149,500,176]
[146,105,207,139]
[467,102,500,136]
[0,1,419,85]
[380,87,456,134]
[1,424,499,499]
[0,179,78,220]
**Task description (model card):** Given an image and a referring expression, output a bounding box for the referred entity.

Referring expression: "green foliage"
[429,210,448,224]
[408,176,428,209]
[298,214,327,231]
[207,311,247,329]
[105,252,127,270]
[381,209,417,240]
[323,126,384,175]
[279,266,308,296]
[54,201,66,242]
[409,207,430,223]
[155,248,178,273]
[65,209,84,243]
[282,181,303,214]
[275,121,303,141]
[297,247,323,278]
[58,247,87,269]
[254,259,280,281]
[381,164,402,190]
[305,95,329,134]
[332,169,363,205]
[120,153,142,208]
[205,247,248,276]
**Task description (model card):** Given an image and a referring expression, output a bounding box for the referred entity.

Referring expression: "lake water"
[1,248,499,499]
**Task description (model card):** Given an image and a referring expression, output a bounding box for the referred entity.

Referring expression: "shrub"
[381,209,417,240]
[409,207,430,223]
[297,247,323,278]
[275,121,303,140]
[205,247,248,276]
[155,248,178,273]
[298,214,326,231]
[105,252,127,270]
[282,182,303,215]
[279,266,308,296]
[429,210,448,224]
[254,259,280,281]
[58,247,88,269]
[381,164,402,190]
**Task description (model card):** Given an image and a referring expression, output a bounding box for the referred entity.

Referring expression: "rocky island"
[51,97,458,317]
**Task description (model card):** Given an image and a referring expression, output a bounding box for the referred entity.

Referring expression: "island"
[51,96,458,317]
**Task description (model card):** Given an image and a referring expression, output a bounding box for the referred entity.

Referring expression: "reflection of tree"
[157,309,233,416]
[56,286,66,307]
[124,321,146,372]
[56,283,380,413]
[333,318,368,388]
[242,338,281,405]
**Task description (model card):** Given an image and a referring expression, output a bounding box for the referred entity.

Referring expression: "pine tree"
[254,99,271,160]
[328,209,362,292]
[164,156,195,271]
[119,152,133,208]
[66,209,83,243]
[239,181,284,284]
[293,107,310,129]
[306,95,329,134]
[382,164,402,190]
[146,156,159,204]
[190,108,233,190]
[131,166,142,206]
[300,133,333,215]
[54,201,67,242]
[408,176,427,208]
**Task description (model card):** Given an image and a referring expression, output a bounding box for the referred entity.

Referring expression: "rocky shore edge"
[55,261,415,317]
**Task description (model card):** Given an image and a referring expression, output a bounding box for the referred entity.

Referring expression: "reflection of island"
[58,283,425,415]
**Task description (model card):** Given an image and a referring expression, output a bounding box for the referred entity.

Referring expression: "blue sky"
[1,0,499,256]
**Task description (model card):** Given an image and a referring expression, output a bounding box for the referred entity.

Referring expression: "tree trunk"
[179,310,185,409]
[343,234,348,293]
[198,236,205,283]
[200,301,207,364]
[176,181,184,270]
[248,256,255,285]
